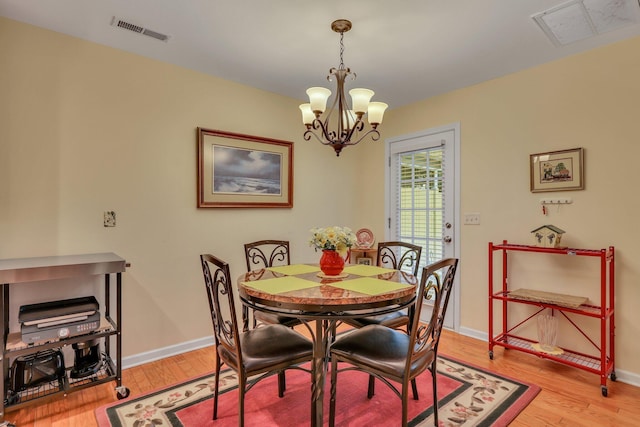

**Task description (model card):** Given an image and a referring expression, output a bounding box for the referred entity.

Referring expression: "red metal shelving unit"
[488,241,615,396]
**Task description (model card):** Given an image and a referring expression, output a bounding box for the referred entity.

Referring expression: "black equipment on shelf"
[10,349,65,393]
[19,296,100,343]
[70,339,102,379]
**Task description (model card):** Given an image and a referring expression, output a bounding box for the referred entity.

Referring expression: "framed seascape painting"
[197,128,293,208]
[530,147,584,193]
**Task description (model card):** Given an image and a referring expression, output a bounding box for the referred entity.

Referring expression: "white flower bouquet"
[309,226,357,256]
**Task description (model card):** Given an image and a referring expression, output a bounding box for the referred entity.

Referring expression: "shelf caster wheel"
[489,350,494,360]
[601,386,608,397]
[610,371,617,382]
[116,386,130,400]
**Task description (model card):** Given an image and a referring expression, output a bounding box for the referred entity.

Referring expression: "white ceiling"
[1,0,639,109]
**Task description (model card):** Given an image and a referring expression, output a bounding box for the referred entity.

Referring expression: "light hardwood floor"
[6,329,640,426]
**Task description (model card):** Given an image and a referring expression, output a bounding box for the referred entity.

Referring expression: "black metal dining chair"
[244,239,290,270]
[243,240,301,328]
[344,241,423,330]
[200,254,313,425]
[328,258,459,427]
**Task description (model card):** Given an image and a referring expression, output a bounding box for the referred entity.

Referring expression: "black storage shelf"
[0,253,128,421]
[5,354,116,410]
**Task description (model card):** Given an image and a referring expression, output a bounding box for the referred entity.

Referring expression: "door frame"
[384,122,461,332]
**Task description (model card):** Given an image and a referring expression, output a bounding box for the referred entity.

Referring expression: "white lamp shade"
[299,103,314,125]
[367,102,388,125]
[349,88,374,114]
[306,87,332,113]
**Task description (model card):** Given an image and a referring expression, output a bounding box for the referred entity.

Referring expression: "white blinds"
[395,146,445,271]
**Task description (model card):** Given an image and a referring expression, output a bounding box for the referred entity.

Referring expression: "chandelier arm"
[303,129,333,146]
[342,119,365,143]
[317,118,340,142]
[304,120,339,146]
[341,128,381,147]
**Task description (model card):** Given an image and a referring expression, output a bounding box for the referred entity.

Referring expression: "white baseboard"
[458,326,487,342]
[122,335,214,369]
[123,329,640,388]
[455,326,640,387]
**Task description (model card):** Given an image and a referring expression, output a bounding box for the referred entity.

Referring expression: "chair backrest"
[244,240,290,271]
[200,254,242,363]
[377,241,423,276]
[407,258,459,374]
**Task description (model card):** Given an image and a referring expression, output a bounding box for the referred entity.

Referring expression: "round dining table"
[237,263,418,427]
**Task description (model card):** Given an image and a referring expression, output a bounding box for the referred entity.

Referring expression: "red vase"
[319,250,345,276]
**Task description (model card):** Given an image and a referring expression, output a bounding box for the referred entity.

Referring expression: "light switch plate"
[464,213,481,225]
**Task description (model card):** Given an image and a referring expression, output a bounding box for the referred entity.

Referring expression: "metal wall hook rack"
[540,198,572,205]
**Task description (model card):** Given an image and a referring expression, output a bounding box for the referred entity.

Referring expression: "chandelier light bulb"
[306,87,332,114]
[299,103,314,125]
[349,88,374,115]
[367,102,388,127]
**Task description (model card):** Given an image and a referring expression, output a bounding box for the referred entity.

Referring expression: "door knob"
[443,236,452,243]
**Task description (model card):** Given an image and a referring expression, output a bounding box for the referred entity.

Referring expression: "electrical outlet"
[464,213,481,225]
[104,211,116,227]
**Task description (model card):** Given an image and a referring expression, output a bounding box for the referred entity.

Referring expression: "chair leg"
[329,357,339,427]
[411,378,419,400]
[367,375,375,399]
[241,306,250,332]
[213,353,221,420]
[402,381,410,427]
[430,365,438,426]
[239,374,246,427]
[277,371,286,397]
[251,308,258,329]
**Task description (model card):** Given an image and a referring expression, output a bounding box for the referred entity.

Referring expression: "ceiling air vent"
[532,0,640,46]
[110,16,170,42]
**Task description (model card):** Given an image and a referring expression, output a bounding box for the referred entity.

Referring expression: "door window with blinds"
[395,148,445,271]
[387,127,457,328]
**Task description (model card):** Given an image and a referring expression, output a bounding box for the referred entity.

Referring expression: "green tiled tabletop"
[331,277,413,295]
[342,264,396,276]
[267,264,321,275]
[241,275,319,294]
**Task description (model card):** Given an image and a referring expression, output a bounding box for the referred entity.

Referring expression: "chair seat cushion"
[343,310,409,329]
[254,310,301,327]
[331,325,434,378]
[236,325,312,373]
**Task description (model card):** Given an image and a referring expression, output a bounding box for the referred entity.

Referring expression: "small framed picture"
[530,147,584,193]
[357,257,373,266]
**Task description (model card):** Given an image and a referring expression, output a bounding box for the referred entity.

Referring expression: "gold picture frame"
[197,128,293,208]
[530,148,584,193]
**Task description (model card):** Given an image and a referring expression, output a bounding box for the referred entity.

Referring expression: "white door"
[385,124,460,330]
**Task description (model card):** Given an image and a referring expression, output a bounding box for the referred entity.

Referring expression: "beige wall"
[0,17,363,356]
[358,36,640,376]
[2,16,640,379]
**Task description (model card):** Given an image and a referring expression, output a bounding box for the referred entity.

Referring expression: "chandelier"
[299,19,388,157]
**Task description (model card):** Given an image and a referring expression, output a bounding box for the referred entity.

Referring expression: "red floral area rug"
[96,355,539,427]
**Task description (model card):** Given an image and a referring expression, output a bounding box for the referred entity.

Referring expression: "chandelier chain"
[339,31,345,70]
